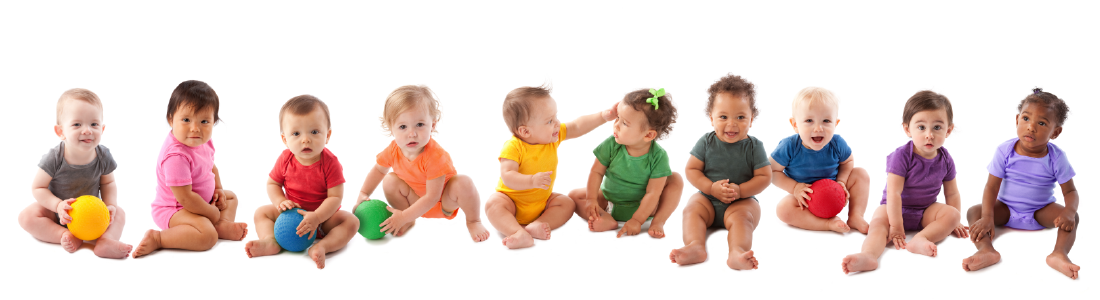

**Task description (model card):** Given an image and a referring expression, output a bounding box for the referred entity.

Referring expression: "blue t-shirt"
[770,134,852,183]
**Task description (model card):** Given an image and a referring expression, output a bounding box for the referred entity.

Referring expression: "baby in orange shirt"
[356,85,489,242]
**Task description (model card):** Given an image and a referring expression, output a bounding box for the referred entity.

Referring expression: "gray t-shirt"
[689,133,770,199]
[38,142,117,199]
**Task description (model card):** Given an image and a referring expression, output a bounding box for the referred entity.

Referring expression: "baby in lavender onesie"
[962,88,1081,280]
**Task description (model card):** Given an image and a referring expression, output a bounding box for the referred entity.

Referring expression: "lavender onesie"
[988,138,1075,230]
[881,141,956,230]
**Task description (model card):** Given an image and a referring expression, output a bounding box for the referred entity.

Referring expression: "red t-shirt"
[269,148,345,211]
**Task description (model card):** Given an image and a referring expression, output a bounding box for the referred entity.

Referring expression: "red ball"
[808,179,847,218]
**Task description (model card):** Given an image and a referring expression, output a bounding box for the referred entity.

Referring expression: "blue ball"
[274,208,315,252]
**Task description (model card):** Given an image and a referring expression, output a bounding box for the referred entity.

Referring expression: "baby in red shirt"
[244,95,359,269]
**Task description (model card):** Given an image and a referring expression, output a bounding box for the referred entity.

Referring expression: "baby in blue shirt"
[770,87,870,234]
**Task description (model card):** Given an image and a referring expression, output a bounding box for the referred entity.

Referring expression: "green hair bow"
[647,88,665,110]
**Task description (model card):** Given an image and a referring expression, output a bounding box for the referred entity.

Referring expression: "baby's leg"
[212,190,247,241]
[567,188,615,232]
[485,192,532,249]
[648,172,684,238]
[93,206,132,259]
[907,203,961,257]
[133,210,219,258]
[18,203,80,252]
[844,168,871,233]
[962,201,1009,272]
[308,210,360,269]
[775,194,849,233]
[382,173,420,236]
[1035,203,1080,279]
[440,175,490,242]
[527,193,575,239]
[245,205,281,258]
[843,205,890,274]
[724,199,760,270]
[670,193,713,265]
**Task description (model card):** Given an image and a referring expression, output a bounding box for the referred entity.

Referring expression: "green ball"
[353,199,392,240]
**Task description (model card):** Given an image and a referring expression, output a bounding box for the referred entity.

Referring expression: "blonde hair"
[280,95,331,131]
[381,85,441,134]
[502,85,552,134]
[56,88,103,124]
[792,87,839,116]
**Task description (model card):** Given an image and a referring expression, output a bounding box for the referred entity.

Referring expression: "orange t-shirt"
[376,138,457,197]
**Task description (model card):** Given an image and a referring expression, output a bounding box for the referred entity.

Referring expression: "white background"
[2,1,1095,299]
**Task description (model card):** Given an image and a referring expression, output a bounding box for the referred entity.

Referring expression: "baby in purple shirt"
[963,88,1080,279]
[843,91,968,274]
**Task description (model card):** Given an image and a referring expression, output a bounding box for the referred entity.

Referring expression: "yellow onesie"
[496,123,568,225]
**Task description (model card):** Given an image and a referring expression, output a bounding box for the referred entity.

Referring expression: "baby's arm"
[500,158,550,190]
[210,164,228,210]
[380,175,445,235]
[970,174,1003,242]
[100,172,120,221]
[885,173,907,249]
[836,155,855,187]
[564,102,618,140]
[628,176,668,223]
[738,165,773,198]
[356,164,391,207]
[584,159,608,219]
[1054,179,1079,232]
[769,157,811,205]
[266,178,297,210]
[170,185,220,222]
[30,169,73,223]
[296,184,344,239]
[943,178,969,237]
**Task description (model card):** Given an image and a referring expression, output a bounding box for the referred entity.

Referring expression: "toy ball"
[808,179,847,219]
[353,199,392,240]
[274,208,315,252]
[67,195,110,240]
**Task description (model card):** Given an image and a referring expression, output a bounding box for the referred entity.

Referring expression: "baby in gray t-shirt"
[18,89,132,258]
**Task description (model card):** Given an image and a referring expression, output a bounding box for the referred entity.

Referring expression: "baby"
[355,85,488,242]
[771,87,870,234]
[670,75,771,269]
[245,95,359,269]
[18,88,132,258]
[963,88,1080,279]
[842,91,968,274]
[486,85,617,249]
[567,88,683,238]
[133,80,248,258]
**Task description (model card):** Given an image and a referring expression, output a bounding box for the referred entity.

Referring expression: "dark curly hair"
[903,90,953,125]
[1018,88,1070,126]
[706,74,757,118]
[623,89,677,140]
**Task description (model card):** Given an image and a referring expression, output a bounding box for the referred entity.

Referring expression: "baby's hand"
[888,224,906,250]
[295,209,320,239]
[586,201,600,222]
[1054,209,1077,232]
[836,180,851,201]
[952,223,970,238]
[969,218,994,243]
[710,179,734,203]
[379,207,410,236]
[106,205,117,224]
[354,197,368,209]
[530,171,553,190]
[212,189,228,211]
[729,183,741,202]
[617,219,642,238]
[602,102,619,122]
[56,198,77,225]
[794,182,813,209]
[277,200,300,212]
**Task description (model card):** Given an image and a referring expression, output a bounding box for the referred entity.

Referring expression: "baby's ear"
[280,133,288,146]
[644,129,658,141]
[54,124,64,139]
[788,117,798,132]
[326,129,333,142]
[1051,126,1062,140]
[516,125,530,138]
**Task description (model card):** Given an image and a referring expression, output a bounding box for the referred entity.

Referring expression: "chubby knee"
[667,172,684,188]
[18,204,48,229]
[382,172,404,190]
[484,194,513,212]
[550,194,576,210]
[966,204,982,222]
[111,206,126,221]
[726,210,756,226]
[941,206,961,224]
[850,167,869,181]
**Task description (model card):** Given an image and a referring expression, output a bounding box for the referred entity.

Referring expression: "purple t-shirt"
[988,138,1075,211]
[880,141,956,209]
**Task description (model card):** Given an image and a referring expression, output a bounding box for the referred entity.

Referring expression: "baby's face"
[905,108,953,158]
[55,99,104,153]
[170,105,215,147]
[1015,102,1062,157]
[390,104,435,158]
[709,92,753,144]
[521,97,560,145]
[612,101,654,146]
[790,101,838,151]
[281,108,330,165]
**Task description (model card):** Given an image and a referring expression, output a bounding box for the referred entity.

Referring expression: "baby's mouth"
[406,142,418,148]
[724,131,738,139]
[80,139,94,143]
[811,137,824,143]
[302,147,313,153]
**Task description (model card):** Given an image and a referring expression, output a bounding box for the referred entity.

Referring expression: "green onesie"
[593,136,672,221]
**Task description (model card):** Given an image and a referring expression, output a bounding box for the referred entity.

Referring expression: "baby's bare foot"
[525,221,551,240]
[309,245,327,269]
[589,216,617,232]
[1046,253,1080,279]
[395,221,416,237]
[132,230,162,258]
[467,221,490,242]
[60,231,82,253]
[502,230,534,249]
[727,250,759,270]
[670,242,707,265]
[214,220,248,240]
[842,253,878,274]
[93,238,132,259]
[245,237,281,258]
[648,221,666,239]
[829,217,851,233]
[906,236,937,257]
[962,249,1001,272]
[847,217,869,234]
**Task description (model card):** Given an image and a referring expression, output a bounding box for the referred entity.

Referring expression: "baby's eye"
[72,123,80,127]
[292,131,300,137]
[547,120,552,125]
[737,116,745,120]
[1038,121,1046,126]
[201,120,210,124]
[804,119,812,123]
[1022,116,1029,121]
[90,123,99,127]
[311,130,319,135]
[917,125,926,130]
[417,122,425,127]
[183,118,190,122]
[933,125,942,130]
[719,115,728,120]
[823,119,832,124]
[398,125,406,130]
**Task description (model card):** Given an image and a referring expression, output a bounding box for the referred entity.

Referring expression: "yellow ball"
[67,195,110,241]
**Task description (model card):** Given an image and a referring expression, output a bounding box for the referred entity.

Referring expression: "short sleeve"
[771,135,794,167]
[884,147,908,177]
[833,135,853,162]
[162,154,194,187]
[37,145,62,178]
[592,135,617,167]
[650,147,672,179]
[941,148,957,182]
[986,141,1010,178]
[750,137,771,170]
[375,141,397,168]
[268,150,292,185]
[98,145,118,175]
[499,138,523,164]
[689,133,709,162]
[423,149,457,181]
[323,152,346,189]
[1051,147,1075,185]
[556,123,568,143]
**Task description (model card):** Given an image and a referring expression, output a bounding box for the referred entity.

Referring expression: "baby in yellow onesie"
[486,85,618,249]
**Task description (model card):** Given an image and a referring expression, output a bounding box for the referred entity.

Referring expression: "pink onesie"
[151,131,216,229]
